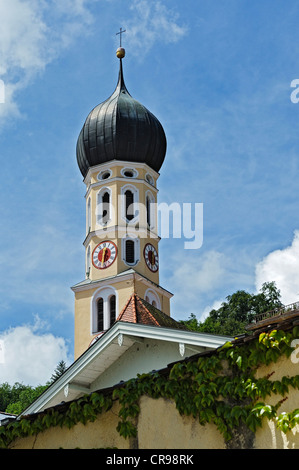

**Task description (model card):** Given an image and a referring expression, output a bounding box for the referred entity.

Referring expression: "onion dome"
[76,50,167,178]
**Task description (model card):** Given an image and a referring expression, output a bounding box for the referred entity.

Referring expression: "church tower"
[72,43,173,359]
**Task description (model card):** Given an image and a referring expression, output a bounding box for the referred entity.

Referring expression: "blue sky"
[1,0,299,385]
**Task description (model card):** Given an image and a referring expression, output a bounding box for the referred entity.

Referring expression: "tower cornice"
[71,269,173,298]
[83,226,160,248]
[83,160,160,187]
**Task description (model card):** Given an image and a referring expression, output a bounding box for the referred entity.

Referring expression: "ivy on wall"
[1,326,299,448]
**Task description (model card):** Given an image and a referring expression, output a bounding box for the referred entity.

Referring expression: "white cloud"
[0,0,49,76]
[0,315,71,386]
[200,299,223,321]
[125,0,187,56]
[255,230,299,305]
[0,0,95,122]
[170,231,299,322]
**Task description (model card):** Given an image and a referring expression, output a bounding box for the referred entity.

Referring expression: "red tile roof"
[116,294,187,330]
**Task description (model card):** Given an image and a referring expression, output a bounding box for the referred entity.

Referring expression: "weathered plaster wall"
[8,346,299,449]
[137,396,225,449]
[9,397,225,450]
[254,354,299,449]
[9,401,130,450]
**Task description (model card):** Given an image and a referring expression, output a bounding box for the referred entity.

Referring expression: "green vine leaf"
[2,324,299,448]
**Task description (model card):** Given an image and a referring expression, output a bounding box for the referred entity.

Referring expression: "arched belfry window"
[125,190,134,221]
[102,191,110,224]
[110,295,116,325]
[97,187,112,226]
[125,239,135,264]
[86,245,91,278]
[146,196,151,226]
[92,287,118,333]
[145,190,155,230]
[122,236,140,266]
[144,289,161,310]
[121,185,139,223]
[97,298,104,331]
[87,197,91,233]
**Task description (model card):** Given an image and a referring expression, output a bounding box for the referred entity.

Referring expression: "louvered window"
[87,198,91,231]
[97,298,104,331]
[125,239,135,264]
[102,191,110,224]
[125,190,134,221]
[110,295,116,325]
[146,196,151,227]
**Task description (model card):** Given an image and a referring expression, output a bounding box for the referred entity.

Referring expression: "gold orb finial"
[116,47,125,59]
[116,28,126,59]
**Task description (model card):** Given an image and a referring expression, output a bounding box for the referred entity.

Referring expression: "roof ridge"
[135,294,160,326]
[132,293,138,323]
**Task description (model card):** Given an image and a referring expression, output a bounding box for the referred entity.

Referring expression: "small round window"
[98,170,112,181]
[121,168,138,178]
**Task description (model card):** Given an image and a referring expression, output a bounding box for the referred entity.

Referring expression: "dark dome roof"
[76,59,167,178]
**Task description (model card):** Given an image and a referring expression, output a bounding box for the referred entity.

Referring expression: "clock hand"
[101,247,107,267]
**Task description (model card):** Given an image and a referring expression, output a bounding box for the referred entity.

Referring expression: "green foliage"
[50,360,67,383]
[180,281,283,336]
[5,385,48,415]
[0,360,68,415]
[0,382,47,416]
[0,382,27,412]
[1,322,299,448]
[0,392,113,448]
[111,325,299,442]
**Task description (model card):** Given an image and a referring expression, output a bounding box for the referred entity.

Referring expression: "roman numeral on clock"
[92,241,118,269]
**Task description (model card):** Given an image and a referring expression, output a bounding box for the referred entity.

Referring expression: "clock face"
[144,243,159,272]
[92,241,117,269]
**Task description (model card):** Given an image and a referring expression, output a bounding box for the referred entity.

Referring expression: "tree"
[0,382,28,413]
[0,360,68,415]
[50,360,67,383]
[179,282,282,336]
[5,385,47,415]
[251,281,282,315]
[0,382,47,415]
